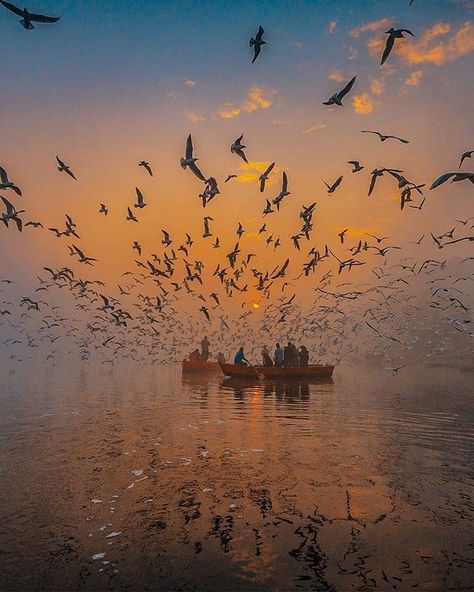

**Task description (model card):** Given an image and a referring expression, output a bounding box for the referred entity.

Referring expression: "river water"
[1,362,473,591]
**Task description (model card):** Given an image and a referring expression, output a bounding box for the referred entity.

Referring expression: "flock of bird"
[1,1,473,370]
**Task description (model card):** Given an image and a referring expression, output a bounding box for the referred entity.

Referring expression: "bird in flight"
[180,135,206,181]
[1,196,24,231]
[323,175,343,194]
[323,76,356,106]
[361,130,409,144]
[225,174,237,183]
[249,26,266,63]
[0,0,59,29]
[230,135,248,163]
[99,204,108,216]
[56,156,77,180]
[139,161,153,176]
[134,187,147,209]
[381,28,414,66]
[0,166,22,195]
[348,161,364,173]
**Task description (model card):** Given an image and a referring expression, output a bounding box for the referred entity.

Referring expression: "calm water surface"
[0,363,473,591]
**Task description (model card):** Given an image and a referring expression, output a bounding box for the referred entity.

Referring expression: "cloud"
[185,79,196,87]
[370,78,384,95]
[350,18,392,39]
[218,86,276,120]
[329,70,346,82]
[402,69,424,92]
[367,21,474,66]
[352,93,373,114]
[304,123,326,134]
[293,41,304,49]
[218,103,241,120]
[236,161,280,185]
[328,20,337,35]
[185,111,205,123]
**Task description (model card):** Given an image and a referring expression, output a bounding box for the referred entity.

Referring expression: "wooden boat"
[219,363,334,380]
[182,359,222,372]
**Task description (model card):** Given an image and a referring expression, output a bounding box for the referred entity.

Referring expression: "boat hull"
[219,363,334,380]
[182,360,222,372]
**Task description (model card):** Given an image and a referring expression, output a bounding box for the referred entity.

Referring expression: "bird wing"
[282,171,288,192]
[185,134,193,159]
[189,161,206,181]
[381,34,395,65]
[135,187,144,204]
[0,0,22,16]
[29,11,59,23]
[256,25,264,41]
[1,196,14,213]
[368,173,378,196]
[252,44,261,63]
[430,172,456,190]
[0,166,8,183]
[334,175,343,189]
[338,76,356,99]
[65,167,77,180]
[235,148,248,163]
[264,162,275,176]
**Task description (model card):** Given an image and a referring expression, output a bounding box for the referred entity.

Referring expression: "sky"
[0,0,473,333]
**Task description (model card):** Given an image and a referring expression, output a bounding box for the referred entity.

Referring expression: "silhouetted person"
[234,346,248,365]
[261,345,273,367]
[201,336,210,361]
[299,345,309,367]
[274,343,283,367]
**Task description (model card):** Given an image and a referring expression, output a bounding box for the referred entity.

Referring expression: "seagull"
[139,161,153,176]
[323,175,343,194]
[99,204,108,216]
[134,187,147,208]
[203,216,213,238]
[249,26,266,63]
[25,221,43,228]
[180,134,206,181]
[132,241,141,256]
[0,0,59,29]
[361,130,409,144]
[72,245,97,265]
[230,135,248,163]
[348,161,364,173]
[161,229,172,247]
[126,207,138,222]
[56,156,77,180]
[225,174,237,183]
[366,233,392,244]
[430,172,474,190]
[1,196,24,231]
[338,229,349,244]
[263,199,274,216]
[323,76,356,106]
[259,162,275,192]
[459,150,473,169]
[0,166,22,195]
[381,28,415,66]
[272,171,290,209]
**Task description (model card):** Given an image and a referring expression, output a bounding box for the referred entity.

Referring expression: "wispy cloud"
[185,111,205,123]
[352,93,373,114]
[350,18,392,39]
[218,86,276,120]
[304,123,326,134]
[329,70,346,82]
[185,79,196,87]
[402,69,424,92]
[328,20,337,35]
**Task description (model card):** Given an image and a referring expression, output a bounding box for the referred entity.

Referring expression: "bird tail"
[21,20,35,30]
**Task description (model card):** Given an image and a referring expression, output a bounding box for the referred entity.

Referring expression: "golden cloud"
[350,18,392,39]
[370,78,384,95]
[218,86,276,120]
[236,161,280,185]
[352,93,373,114]
[402,70,424,91]
[185,111,205,123]
[329,70,346,82]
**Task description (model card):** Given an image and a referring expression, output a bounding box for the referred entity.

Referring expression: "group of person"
[233,342,310,368]
[263,342,309,367]
[189,337,226,364]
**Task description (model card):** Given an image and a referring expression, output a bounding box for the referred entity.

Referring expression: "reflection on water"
[0,362,473,591]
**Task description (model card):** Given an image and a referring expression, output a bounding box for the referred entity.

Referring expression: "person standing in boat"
[299,345,309,367]
[217,352,226,364]
[274,343,283,367]
[261,345,273,367]
[200,336,210,362]
[234,346,248,365]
